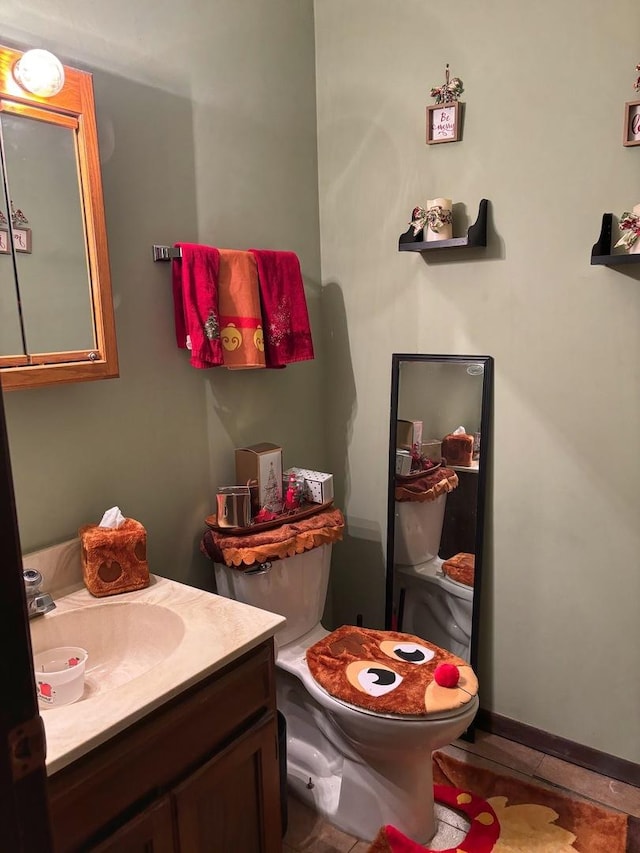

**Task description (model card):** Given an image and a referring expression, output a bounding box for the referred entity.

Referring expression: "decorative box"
[395,450,412,475]
[396,419,423,451]
[284,467,334,504]
[78,518,150,597]
[421,439,442,464]
[235,443,283,513]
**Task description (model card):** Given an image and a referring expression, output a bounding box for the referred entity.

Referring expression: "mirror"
[385,354,493,677]
[0,45,118,390]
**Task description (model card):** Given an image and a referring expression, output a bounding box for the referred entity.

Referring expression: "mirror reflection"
[386,354,493,671]
[0,109,94,355]
[0,158,22,356]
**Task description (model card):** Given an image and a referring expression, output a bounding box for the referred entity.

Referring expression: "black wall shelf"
[591,213,640,266]
[399,199,488,253]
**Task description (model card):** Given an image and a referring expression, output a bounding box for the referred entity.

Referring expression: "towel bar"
[152,245,182,261]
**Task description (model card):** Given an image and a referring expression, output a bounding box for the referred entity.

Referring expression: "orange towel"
[217,250,266,369]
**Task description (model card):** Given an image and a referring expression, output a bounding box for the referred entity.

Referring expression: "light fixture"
[13,49,65,98]
[466,363,484,376]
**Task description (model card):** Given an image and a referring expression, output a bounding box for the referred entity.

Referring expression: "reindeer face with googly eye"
[306,626,478,717]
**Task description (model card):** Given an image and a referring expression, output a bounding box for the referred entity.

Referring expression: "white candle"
[425,197,453,242]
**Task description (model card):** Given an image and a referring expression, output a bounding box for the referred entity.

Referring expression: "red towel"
[249,250,314,367]
[172,243,223,369]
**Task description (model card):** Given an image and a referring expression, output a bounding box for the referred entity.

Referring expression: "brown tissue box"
[442,433,474,467]
[79,518,150,597]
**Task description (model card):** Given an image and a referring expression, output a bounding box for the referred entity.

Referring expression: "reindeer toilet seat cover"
[306,625,478,717]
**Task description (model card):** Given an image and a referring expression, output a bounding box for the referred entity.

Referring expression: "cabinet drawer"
[49,640,276,852]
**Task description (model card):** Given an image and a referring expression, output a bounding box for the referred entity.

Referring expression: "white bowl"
[33,646,88,708]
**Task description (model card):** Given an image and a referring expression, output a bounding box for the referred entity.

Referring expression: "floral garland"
[430,65,464,105]
[614,210,640,251]
[410,204,453,236]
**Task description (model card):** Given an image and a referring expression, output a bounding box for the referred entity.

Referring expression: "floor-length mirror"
[385,354,493,685]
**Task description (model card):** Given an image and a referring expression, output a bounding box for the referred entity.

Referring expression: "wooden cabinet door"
[90,796,175,853]
[173,713,281,853]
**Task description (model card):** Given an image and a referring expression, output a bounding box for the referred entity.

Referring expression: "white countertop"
[449,460,479,473]
[33,575,285,775]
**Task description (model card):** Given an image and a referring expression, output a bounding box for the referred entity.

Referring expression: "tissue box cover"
[78,518,150,597]
[235,443,283,513]
[284,468,334,504]
[442,433,474,467]
[396,420,423,451]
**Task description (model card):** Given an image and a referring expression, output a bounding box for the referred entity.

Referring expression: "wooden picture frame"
[426,101,460,144]
[623,100,640,146]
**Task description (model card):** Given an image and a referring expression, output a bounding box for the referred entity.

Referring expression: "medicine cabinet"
[0,44,118,391]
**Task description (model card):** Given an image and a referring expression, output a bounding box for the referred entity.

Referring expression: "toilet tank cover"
[306,625,478,717]
[395,467,459,503]
[201,507,344,567]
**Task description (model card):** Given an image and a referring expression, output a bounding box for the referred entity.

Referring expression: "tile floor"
[282,729,640,852]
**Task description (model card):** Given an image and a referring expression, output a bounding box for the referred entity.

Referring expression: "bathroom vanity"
[29,569,285,852]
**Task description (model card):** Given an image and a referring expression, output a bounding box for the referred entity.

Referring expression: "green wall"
[315,0,640,762]
[1,0,325,593]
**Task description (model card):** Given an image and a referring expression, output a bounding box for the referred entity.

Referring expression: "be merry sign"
[426,102,460,145]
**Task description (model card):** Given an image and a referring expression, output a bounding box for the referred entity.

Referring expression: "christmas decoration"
[284,472,304,511]
[614,208,640,251]
[430,64,463,105]
[434,663,460,688]
[254,506,278,523]
[409,204,453,237]
[263,461,283,512]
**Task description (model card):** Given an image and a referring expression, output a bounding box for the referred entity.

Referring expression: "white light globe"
[14,49,65,98]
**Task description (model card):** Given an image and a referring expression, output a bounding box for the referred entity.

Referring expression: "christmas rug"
[366,750,638,853]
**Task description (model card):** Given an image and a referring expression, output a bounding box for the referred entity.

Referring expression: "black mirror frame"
[385,353,494,683]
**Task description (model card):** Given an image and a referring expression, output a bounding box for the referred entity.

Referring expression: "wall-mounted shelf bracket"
[398,199,489,253]
[591,213,640,267]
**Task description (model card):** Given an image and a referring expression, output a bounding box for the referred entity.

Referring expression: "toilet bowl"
[394,494,474,661]
[396,559,473,661]
[214,543,478,843]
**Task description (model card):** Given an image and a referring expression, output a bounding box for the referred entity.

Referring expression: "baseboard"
[477,708,640,789]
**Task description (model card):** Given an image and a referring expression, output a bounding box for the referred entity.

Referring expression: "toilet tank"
[213,544,332,647]
[394,494,447,566]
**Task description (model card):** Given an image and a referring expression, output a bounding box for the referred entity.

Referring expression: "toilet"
[394,494,474,661]
[214,543,478,843]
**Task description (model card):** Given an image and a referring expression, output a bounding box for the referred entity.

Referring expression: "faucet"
[23,569,56,618]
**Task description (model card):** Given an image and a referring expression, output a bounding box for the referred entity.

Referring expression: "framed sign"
[0,228,32,254]
[426,102,460,144]
[623,100,640,146]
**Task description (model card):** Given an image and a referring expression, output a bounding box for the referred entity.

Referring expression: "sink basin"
[30,601,185,701]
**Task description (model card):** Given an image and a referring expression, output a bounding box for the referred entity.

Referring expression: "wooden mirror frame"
[0,44,118,391]
[385,353,493,701]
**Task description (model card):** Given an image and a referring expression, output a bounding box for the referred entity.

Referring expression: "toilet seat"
[309,677,473,722]
[396,559,474,602]
[278,625,474,723]
[304,625,478,718]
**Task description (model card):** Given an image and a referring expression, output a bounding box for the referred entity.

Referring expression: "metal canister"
[216,486,252,528]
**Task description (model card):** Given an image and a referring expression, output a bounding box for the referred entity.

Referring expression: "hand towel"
[217,249,266,370]
[249,249,314,367]
[171,243,223,369]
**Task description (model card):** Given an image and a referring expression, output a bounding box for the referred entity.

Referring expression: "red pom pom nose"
[434,663,460,688]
